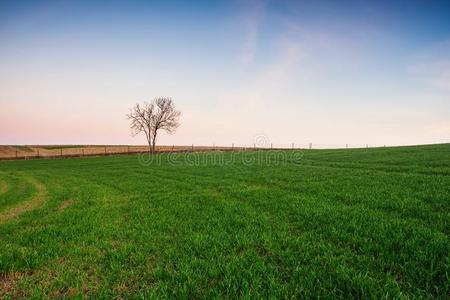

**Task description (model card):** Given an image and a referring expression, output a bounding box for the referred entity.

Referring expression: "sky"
[0,0,449,148]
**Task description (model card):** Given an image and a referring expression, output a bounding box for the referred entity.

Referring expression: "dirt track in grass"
[0,176,47,224]
[0,180,7,194]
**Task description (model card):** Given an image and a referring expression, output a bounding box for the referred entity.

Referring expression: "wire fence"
[0,145,242,160]
[0,143,387,161]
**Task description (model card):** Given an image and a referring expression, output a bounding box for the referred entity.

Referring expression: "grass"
[39,145,89,150]
[39,145,125,149]
[11,146,33,152]
[0,144,448,298]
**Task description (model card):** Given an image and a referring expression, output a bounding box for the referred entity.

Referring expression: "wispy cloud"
[210,36,306,138]
[410,39,450,91]
[239,0,265,65]
[255,38,305,88]
[412,60,450,90]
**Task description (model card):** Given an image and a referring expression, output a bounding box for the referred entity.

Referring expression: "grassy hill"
[0,144,448,298]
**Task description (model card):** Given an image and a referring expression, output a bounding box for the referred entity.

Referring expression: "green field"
[0,145,449,298]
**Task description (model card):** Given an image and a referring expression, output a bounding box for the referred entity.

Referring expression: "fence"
[0,145,245,160]
[0,143,381,161]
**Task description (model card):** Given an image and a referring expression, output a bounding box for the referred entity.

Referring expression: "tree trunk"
[152,133,157,153]
[147,132,152,153]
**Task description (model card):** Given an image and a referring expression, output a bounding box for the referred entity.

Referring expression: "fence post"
[271,143,273,150]
[60,148,63,157]
[104,146,107,156]
[82,148,85,157]
[127,146,130,154]
[292,143,294,150]
[346,144,348,149]
[16,150,18,159]
[192,144,194,152]
[37,149,39,158]
[254,143,256,150]
[232,143,234,151]
[309,143,312,150]
[172,144,174,152]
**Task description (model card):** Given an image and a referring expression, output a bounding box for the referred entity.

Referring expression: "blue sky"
[1,0,449,147]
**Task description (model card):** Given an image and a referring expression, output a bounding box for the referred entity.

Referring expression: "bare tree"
[127,97,181,153]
